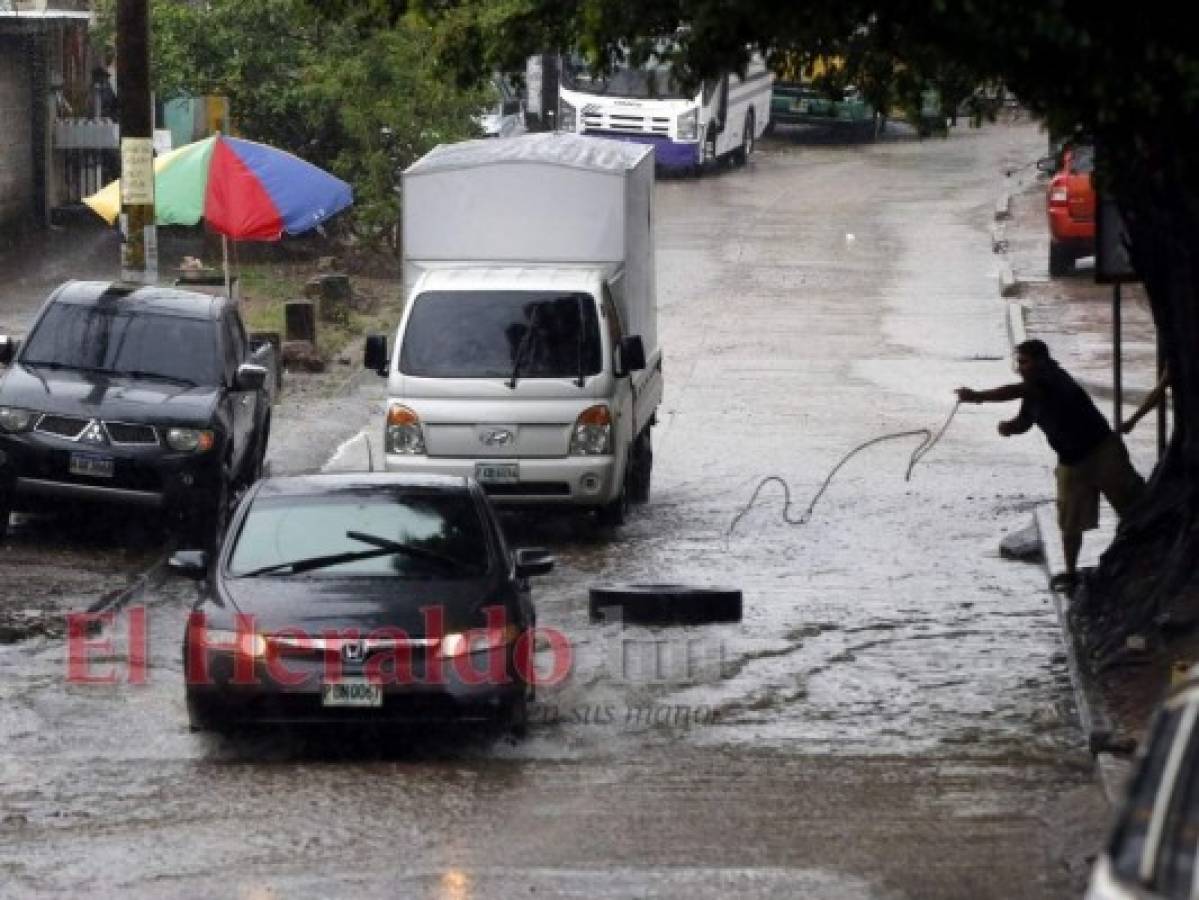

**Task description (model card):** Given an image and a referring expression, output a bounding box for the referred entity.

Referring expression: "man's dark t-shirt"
[1017,362,1111,465]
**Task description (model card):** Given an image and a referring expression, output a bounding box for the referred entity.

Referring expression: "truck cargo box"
[402,133,657,355]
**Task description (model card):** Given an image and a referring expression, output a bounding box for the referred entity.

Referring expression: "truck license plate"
[475,462,519,484]
[69,453,114,478]
[321,680,383,708]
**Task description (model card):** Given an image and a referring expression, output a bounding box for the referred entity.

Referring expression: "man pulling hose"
[956,340,1146,595]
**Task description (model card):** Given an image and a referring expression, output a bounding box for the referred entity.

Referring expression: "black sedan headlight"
[0,407,35,433]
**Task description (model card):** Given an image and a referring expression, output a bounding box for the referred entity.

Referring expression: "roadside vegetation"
[237,262,403,364]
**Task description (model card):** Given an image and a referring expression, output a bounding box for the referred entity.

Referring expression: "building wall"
[0,34,35,233]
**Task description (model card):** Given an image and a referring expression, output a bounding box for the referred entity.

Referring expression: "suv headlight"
[677,108,699,141]
[559,99,577,132]
[569,405,612,456]
[385,404,426,455]
[0,407,35,433]
[166,427,215,452]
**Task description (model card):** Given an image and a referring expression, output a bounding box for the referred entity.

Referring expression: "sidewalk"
[1000,177,1175,801]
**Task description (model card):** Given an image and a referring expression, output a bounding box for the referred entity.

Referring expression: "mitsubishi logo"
[341,640,365,663]
[80,419,108,445]
[480,429,514,447]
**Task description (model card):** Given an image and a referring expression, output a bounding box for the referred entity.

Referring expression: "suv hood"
[0,363,219,426]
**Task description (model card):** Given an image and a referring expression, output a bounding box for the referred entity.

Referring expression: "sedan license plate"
[69,453,114,479]
[321,680,383,708]
[475,462,519,484]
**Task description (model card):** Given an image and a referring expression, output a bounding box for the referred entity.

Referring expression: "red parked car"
[1045,143,1095,275]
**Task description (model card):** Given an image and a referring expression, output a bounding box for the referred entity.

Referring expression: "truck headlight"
[385,404,426,455]
[166,428,216,452]
[0,407,35,433]
[559,99,577,132]
[677,108,699,141]
[569,405,612,456]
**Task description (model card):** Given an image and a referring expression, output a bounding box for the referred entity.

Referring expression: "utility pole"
[116,0,157,284]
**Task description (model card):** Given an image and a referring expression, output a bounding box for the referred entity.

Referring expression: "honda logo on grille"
[341,641,365,663]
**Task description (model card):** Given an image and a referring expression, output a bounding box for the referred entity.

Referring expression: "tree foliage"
[94,0,488,242]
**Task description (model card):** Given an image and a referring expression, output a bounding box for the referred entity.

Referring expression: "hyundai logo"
[480,429,514,447]
[341,641,365,663]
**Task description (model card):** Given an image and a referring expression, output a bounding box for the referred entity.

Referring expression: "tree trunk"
[1073,172,1199,662]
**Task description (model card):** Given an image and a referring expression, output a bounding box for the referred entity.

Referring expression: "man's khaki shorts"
[1056,433,1145,535]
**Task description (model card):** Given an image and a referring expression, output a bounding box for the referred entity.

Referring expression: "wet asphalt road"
[0,122,1109,898]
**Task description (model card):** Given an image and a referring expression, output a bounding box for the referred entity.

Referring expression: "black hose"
[726,401,960,539]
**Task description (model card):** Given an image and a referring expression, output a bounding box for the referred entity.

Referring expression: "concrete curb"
[994,192,1011,221]
[1005,302,1027,371]
[1032,505,1129,805]
[998,261,1020,297]
[991,222,1008,253]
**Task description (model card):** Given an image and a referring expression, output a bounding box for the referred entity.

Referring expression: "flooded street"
[0,122,1108,898]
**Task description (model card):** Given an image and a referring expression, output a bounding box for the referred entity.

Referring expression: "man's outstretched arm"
[998,401,1035,436]
[956,383,1027,404]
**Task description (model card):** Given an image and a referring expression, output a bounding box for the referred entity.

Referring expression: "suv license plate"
[321,680,383,708]
[69,453,114,478]
[475,462,519,484]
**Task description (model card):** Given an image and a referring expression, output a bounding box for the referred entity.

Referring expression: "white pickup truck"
[365,133,663,525]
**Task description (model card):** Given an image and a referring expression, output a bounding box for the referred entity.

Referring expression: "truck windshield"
[401,290,602,380]
[21,303,219,385]
[563,53,691,100]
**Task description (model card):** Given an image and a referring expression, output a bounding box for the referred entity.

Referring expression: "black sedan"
[174,472,553,733]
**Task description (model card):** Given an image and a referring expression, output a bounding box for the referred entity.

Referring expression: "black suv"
[0,281,276,544]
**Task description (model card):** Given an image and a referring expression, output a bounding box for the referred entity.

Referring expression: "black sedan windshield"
[228,490,490,578]
[21,303,219,385]
[400,290,602,379]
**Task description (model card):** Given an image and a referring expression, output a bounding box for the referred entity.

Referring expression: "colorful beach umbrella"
[83,133,353,241]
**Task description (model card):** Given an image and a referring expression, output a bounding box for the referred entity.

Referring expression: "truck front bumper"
[384,454,619,506]
[0,431,222,515]
[580,131,700,169]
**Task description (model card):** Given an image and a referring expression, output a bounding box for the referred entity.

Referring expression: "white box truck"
[364,133,663,525]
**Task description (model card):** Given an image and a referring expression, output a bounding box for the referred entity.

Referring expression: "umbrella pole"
[222,235,231,300]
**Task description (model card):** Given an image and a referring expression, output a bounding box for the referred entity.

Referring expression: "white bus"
[557,49,773,173]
